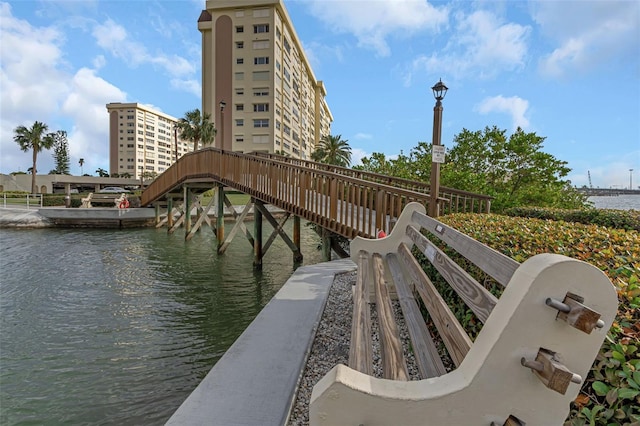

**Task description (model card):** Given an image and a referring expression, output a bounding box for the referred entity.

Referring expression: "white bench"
[310,202,618,425]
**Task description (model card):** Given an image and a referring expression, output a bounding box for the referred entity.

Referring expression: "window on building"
[235,10,244,17]
[253,103,269,112]
[253,119,269,128]
[235,119,244,127]
[253,88,269,96]
[236,41,244,49]
[254,56,269,65]
[254,24,269,33]
[235,136,244,143]
[236,104,244,111]
[253,135,269,144]
[253,9,268,17]
[236,58,244,64]
[235,26,244,33]
[252,71,269,81]
[252,40,269,49]
[283,38,291,54]
[235,88,244,95]
[276,27,281,39]
[235,72,245,81]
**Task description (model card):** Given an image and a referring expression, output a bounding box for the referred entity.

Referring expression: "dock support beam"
[167,197,174,229]
[254,199,263,268]
[184,186,192,234]
[217,184,225,247]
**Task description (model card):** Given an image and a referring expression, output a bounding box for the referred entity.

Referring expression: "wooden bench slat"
[372,253,408,381]
[349,250,373,376]
[386,252,447,377]
[397,243,472,367]
[412,210,520,287]
[407,225,498,323]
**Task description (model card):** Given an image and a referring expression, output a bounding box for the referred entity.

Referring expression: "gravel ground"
[287,270,422,426]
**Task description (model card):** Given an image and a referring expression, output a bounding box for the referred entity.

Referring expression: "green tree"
[311,134,352,167]
[443,126,585,210]
[79,158,85,175]
[13,121,55,194]
[96,168,109,177]
[50,130,70,174]
[357,126,587,211]
[175,109,216,151]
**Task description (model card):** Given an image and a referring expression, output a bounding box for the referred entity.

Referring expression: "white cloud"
[92,19,195,77]
[304,0,448,56]
[475,95,530,130]
[403,9,529,85]
[0,3,69,122]
[351,147,369,166]
[0,4,127,174]
[301,40,345,71]
[171,79,201,98]
[0,3,70,173]
[532,0,640,78]
[61,68,127,169]
[354,133,373,140]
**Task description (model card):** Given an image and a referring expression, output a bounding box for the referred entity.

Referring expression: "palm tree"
[13,121,55,194]
[312,134,352,167]
[79,158,85,175]
[175,109,216,151]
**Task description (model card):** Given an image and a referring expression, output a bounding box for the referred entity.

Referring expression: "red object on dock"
[377,230,387,239]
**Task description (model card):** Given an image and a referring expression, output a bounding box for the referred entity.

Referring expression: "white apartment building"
[106,103,194,179]
[198,0,332,159]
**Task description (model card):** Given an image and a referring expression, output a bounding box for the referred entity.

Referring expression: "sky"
[1,0,639,189]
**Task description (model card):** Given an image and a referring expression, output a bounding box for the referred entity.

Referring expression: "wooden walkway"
[141,149,492,239]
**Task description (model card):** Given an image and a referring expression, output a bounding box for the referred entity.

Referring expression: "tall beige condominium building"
[106,103,194,179]
[198,0,333,159]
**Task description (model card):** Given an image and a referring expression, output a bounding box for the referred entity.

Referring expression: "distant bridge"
[576,187,640,196]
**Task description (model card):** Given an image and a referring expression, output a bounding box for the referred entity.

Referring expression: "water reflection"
[0,221,322,425]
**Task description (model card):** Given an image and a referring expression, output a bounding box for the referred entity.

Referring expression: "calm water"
[587,194,640,210]
[0,222,322,425]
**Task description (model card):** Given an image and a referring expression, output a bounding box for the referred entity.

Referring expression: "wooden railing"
[249,152,492,214]
[142,148,491,238]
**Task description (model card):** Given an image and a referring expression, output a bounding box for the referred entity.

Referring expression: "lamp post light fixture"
[631,169,634,190]
[429,79,448,217]
[219,100,226,150]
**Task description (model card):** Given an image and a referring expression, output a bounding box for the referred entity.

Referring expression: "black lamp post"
[219,100,226,150]
[429,79,448,217]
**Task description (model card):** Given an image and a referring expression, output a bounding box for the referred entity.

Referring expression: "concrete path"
[166,259,356,426]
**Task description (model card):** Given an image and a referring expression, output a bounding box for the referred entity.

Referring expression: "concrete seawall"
[0,207,156,228]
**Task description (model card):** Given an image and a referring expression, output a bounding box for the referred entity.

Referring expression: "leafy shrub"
[1,191,30,197]
[505,206,640,231]
[438,213,639,425]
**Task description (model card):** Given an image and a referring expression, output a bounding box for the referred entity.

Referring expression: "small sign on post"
[432,145,446,163]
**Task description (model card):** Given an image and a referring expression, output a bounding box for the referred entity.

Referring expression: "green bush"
[505,206,640,231]
[438,214,640,425]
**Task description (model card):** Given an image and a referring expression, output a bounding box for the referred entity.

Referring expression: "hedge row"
[504,206,640,231]
[439,214,639,425]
